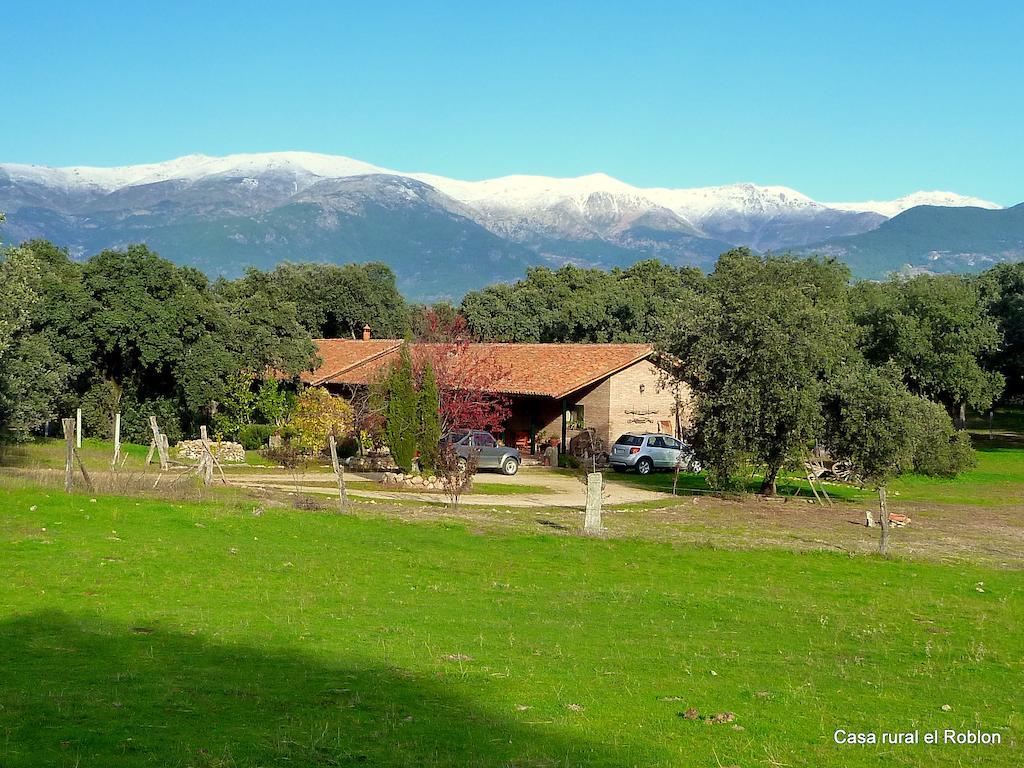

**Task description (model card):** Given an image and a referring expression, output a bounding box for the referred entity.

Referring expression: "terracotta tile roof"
[307,340,654,399]
[302,339,403,385]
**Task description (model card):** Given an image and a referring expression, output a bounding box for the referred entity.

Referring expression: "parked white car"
[609,432,700,475]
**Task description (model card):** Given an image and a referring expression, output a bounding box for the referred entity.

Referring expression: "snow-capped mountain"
[826,191,1002,219]
[0,151,1012,298]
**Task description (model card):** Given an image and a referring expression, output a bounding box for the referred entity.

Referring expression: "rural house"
[302,333,690,454]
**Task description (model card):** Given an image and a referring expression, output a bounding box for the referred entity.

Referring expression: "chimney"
[362,324,372,341]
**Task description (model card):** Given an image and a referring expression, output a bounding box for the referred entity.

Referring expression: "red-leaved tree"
[411,309,511,435]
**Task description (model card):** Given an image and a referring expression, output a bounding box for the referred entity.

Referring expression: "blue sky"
[5,1,1022,204]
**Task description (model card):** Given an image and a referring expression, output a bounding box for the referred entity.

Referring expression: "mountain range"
[0,151,1019,299]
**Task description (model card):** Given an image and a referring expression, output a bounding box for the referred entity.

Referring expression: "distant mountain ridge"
[0,151,1015,298]
[799,203,1024,277]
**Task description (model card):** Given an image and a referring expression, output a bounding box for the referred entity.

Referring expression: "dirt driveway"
[229,467,667,508]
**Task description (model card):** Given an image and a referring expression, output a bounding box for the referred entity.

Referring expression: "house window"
[566,404,585,429]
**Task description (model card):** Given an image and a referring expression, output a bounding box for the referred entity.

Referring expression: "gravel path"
[228,467,667,508]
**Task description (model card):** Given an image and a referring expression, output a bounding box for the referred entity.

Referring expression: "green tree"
[220,262,409,339]
[667,250,855,493]
[255,378,293,426]
[823,364,973,554]
[78,244,314,439]
[852,274,1004,422]
[382,343,418,472]
[0,244,70,439]
[417,359,442,471]
[212,371,259,439]
[17,240,95,408]
[460,260,703,343]
[977,263,1024,400]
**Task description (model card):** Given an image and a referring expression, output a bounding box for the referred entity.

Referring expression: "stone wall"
[175,440,246,463]
[380,472,460,492]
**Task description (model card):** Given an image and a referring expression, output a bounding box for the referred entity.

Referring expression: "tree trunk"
[957,401,967,430]
[760,465,779,496]
[878,486,890,557]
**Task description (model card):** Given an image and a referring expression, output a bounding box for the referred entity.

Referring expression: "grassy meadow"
[0,416,1022,766]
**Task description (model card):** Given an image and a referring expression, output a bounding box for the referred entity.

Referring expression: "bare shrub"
[292,494,327,511]
[435,443,476,511]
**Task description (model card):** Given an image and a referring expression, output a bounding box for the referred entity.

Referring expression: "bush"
[81,383,183,445]
[907,397,976,476]
[288,387,354,456]
[238,423,275,451]
[261,444,305,469]
[558,454,581,469]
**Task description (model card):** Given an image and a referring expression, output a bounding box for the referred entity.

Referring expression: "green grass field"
[601,439,1024,507]
[0,482,1021,767]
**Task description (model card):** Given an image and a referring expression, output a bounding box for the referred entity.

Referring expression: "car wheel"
[636,457,653,475]
[501,457,520,476]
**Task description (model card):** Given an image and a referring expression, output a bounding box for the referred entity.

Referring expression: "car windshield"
[615,434,643,446]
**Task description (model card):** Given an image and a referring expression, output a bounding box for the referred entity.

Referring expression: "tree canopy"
[460,260,703,343]
[666,249,856,492]
[219,262,409,340]
[0,240,316,444]
[977,263,1024,399]
[852,274,1004,418]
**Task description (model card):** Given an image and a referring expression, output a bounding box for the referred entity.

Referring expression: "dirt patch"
[280,490,1024,569]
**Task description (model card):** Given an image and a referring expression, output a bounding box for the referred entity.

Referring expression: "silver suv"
[442,430,522,475]
[609,432,698,475]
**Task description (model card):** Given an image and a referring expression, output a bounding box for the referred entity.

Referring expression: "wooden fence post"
[329,434,349,512]
[76,408,82,449]
[112,412,121,468]
[878,486,890,556]
[62,418,75,493]
[148,416,169,471]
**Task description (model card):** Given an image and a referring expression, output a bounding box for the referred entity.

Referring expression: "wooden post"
[147,416,159,466]
[112,412,121,468]
[74,450,94,491]
[584,472,603,535]
[159,434,170,470]
[865,510,875,527]
[201,452,214,486]
[200,425,209,441]
[148,416,169,471]
[878,486,890,556]
[76,408,82,449]
[806,472,824,506]
[62,418,75,493]
[199,439,229,485]
[328,434,349,512]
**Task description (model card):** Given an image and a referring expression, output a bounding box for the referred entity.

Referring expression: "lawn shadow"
[534,518,570,531]
[0,611,630,767]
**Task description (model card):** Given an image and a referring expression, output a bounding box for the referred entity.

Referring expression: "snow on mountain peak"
[827,191,1001,218]
[0,151,389,193]
[0,151,1003,248]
